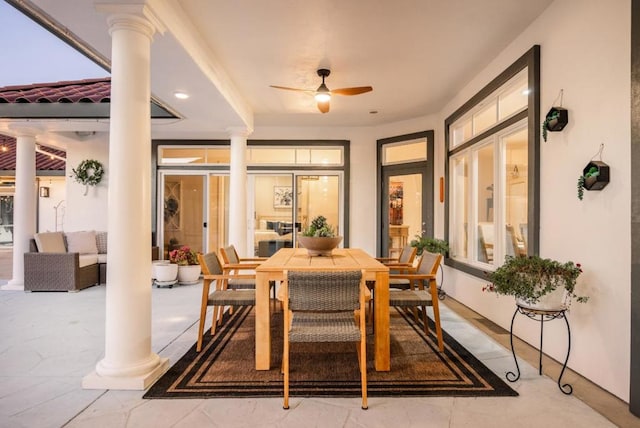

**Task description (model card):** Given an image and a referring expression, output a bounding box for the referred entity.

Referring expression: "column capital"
[8,123,42,138]
[97,3,165,37]
[226,126,253,139]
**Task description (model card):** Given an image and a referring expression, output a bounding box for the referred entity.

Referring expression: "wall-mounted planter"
[542,107,569,141]
[545,107,569,132]
[583,161,610,191]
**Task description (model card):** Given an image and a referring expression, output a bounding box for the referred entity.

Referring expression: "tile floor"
[0,280,635,428]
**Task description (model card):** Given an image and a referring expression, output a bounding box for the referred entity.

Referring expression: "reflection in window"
[450,155,468,259]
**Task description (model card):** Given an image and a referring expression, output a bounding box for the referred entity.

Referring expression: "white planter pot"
[153,262,178,282]
[177,265,201,285]
[516,287,567,311]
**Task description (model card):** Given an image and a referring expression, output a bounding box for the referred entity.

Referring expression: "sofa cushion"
[34,232,66,253]
[79,254,99,268]
[96,231,108,254]
[66,231,98,254]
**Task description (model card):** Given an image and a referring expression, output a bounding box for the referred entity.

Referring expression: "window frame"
[444,45,540,278]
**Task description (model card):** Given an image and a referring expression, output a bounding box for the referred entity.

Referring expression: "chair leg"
[432,302,444,352]
[359,338,368,410]
[283,329,290,409]
[417,306,429,342]
[211,305,220,336]
[196,302,208,352]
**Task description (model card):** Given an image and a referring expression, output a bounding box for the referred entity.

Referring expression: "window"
[445,46,539,278]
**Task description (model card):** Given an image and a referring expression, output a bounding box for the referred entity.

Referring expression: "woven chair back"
[287,270,362,311]
[418,252,443,276]
[398,246,416,264]
[199,252,223,276]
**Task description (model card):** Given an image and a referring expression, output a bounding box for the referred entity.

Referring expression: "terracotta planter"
[297,236,343,256]
[177,264,201,285]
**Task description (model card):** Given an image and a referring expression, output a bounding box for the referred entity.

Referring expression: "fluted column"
[83,8,167,390]
[3,131,37,291]
[228,127,251,256]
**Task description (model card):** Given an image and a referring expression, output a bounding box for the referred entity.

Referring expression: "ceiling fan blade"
[330,86,373,96]
[317,100,330,114]
[270,85,315,94]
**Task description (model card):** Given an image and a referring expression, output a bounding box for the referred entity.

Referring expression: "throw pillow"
[95,231,108,254]
[66,231,98,254]
[34,232,66,253]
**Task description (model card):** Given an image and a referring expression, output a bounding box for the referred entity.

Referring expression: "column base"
[1,280,24,291]
[82,357,169,390]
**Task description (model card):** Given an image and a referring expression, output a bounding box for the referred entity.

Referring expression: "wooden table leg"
[374,271,390,371]
[255,271,271,370]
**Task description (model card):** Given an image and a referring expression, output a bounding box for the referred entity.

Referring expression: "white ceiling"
[2,0,554,142]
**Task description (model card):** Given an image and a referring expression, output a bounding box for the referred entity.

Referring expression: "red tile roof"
[0,134,66,171]
[0,78,110,104]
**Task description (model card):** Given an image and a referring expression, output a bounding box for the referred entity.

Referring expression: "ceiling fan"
[270,69,373,113]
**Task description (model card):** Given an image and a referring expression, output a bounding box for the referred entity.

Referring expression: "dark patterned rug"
[144,306,518,398]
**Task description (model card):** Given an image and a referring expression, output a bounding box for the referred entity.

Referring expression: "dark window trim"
[377,130,434,257]
[444,45,540,279]
[151,139,350,248]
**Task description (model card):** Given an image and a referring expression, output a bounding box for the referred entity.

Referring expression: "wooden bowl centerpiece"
[299,215,341,256]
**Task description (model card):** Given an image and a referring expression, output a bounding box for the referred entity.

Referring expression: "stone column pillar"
[3,131,37,290]
[83,8,168,390]
[228,127,251,256]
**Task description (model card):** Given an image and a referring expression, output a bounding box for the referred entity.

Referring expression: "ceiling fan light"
[315,92,331,103]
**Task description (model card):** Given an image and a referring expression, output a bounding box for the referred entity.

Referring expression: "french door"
[381,167,430,257]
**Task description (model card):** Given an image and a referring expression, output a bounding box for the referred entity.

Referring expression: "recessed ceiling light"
[174,91,189,100]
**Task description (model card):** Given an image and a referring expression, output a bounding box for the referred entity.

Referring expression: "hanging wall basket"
[542,107,569,142]
[582,161,610,191]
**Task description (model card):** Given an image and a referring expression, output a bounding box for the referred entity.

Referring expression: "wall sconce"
[39,187,49,198]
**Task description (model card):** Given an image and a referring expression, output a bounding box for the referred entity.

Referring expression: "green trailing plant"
[302,215,336,237]
[484,255,588,305]
[410,235,449,255]
[541,110,560,142]
[577,166,599,201]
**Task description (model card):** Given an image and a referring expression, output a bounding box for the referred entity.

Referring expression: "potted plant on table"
[297,215,342,256]
[484,255,588,311]
[169,245,201,284]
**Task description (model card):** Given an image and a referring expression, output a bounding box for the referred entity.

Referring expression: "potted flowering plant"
[169,245,201,284]
[484,255,588,310]
[169,245,199,266]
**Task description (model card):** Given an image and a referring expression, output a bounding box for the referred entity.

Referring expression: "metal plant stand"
[506,304,573,395]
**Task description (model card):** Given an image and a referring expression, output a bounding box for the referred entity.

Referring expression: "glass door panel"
[207,174,230,256]
[251,174,294,257]
[296,175,340,238]
[0,195,13,246]
[384,173,423,258]
[162,174,205,259]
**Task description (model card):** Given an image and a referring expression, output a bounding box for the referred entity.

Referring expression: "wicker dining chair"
[388,252,444,352]
[376,245,417,268]
[196,252,256,352]
[282,270,368,410]
[220,244,276,309]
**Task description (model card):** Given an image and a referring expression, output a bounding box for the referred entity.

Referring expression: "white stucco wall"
[435,0,631,401]
[64,134,109,232]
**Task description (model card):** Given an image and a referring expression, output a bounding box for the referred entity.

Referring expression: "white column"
[228,127,251,256]
[83,10,167,390]
[3,132,37,291]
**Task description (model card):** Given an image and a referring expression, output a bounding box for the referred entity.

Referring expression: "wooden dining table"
[255,247,391,371]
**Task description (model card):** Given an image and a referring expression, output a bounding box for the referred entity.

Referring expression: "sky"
[0,1,109,87]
